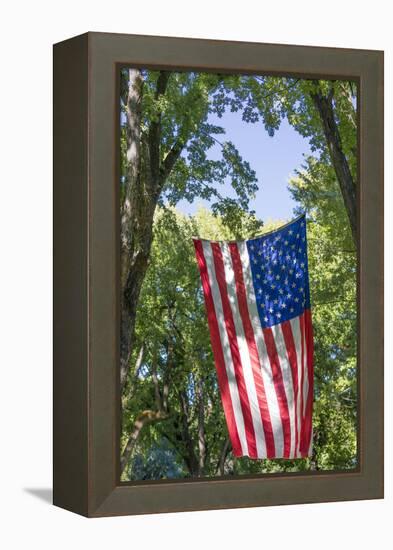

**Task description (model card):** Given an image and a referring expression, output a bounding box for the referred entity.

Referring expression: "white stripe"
[238,241,284,458]
[220,243,267,458]
[271,324,296,459]
[202,242,248,456]
[290,316,303,457]
[302,319,309,418]
[303,316,312,457]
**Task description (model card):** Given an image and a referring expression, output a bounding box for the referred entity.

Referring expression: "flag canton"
[246,215,311,329]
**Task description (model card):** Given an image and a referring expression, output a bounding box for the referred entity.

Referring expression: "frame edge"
[53,32,90,517]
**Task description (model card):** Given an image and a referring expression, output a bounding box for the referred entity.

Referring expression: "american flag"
[193,215,313,459]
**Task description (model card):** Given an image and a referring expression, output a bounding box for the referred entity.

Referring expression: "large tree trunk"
[120,68,144,390]
[310,85,357,245]
[120,70,171,392]
[120,200,157,391]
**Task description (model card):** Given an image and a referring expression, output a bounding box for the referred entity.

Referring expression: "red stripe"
[211,242,258,458]
[281,320,299,458]
[263,327,292,458]
[193,239,242,456]
[301,308,314,455]
[229,243,276,458]
[299,312,306,457]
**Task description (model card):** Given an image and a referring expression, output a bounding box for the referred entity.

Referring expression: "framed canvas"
[53,32,383,517]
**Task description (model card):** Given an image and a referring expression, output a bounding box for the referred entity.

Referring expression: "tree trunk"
[178,390,200,476]
[217,438,231,476]
[120,70,218,392]
[120,70,170,392]
[120,68,144,390]
[310,86,357,245]
[197,377,206,476]
[120,202,156,391]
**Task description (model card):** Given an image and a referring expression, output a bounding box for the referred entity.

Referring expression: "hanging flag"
[193,214,313,460]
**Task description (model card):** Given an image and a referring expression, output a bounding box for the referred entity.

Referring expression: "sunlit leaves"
[122,197,357,479]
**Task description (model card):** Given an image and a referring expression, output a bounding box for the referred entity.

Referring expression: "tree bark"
[310,85,357,245]
[120,68,144,390]
[120,70,171,392]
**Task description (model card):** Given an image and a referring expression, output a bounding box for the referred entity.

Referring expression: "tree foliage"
[120,70,358,480]
[121,204,357,480]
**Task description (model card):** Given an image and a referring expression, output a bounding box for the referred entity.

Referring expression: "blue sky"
[176,109,312,223]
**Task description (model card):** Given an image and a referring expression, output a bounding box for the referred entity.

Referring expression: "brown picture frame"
[53,31,384,517]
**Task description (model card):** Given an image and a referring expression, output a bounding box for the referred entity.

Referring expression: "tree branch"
[120,409,170,474]
[159,139,185,188]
